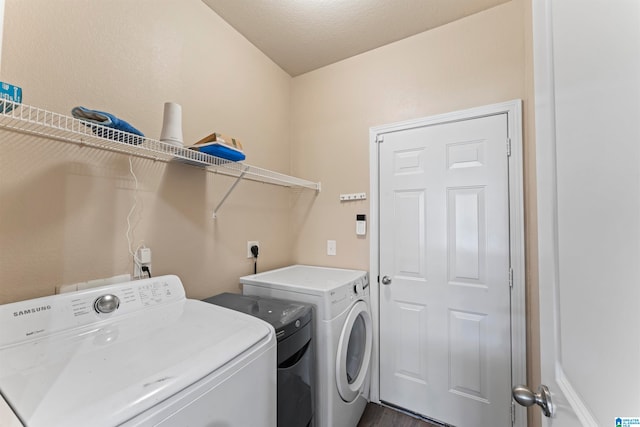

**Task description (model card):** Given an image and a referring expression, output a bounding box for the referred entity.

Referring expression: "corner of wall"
[0,0,5,73]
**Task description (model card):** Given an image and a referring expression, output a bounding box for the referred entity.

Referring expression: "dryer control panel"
[328,274,369,318]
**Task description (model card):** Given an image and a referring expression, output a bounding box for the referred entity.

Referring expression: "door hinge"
[511,400,516,424]
[509,268,514,288]
[507,137,512,157]
[376,135,384,144]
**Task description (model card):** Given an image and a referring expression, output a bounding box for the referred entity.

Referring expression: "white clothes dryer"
[241,265,372,427]
[0,275,277,427]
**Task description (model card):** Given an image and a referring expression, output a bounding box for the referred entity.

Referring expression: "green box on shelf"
[0,81,22,113]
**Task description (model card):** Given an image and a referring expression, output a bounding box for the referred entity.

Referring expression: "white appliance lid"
[240,265,367,295]
[0,276,273,427]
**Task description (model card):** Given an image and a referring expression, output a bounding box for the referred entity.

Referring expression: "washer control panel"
[0,275,186,346]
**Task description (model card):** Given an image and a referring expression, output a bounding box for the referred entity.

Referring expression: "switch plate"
[327,240,337,256]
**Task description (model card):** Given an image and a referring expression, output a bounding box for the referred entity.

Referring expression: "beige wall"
[0,0,301,303]
[290,1,540,425]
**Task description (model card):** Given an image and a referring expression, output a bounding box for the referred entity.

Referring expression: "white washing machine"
[241,265,372,427]
[0,275,277,427]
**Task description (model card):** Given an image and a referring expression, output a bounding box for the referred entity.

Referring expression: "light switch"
[327,240,337,256]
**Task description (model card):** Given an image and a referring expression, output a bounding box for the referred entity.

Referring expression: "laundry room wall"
[0,0,301,303]
[289,0,539,425]
[290,0,532,270]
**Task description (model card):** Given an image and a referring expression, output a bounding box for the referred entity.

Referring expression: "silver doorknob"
[512,384,553,417]
[381,276,392,285]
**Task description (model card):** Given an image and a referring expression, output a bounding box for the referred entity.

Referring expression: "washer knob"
[94,294,120,314]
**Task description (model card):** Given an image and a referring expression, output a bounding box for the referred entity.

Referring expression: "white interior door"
[530,0,640,424]
[378,113,513,426]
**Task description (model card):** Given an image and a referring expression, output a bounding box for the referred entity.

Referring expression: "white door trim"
[369,100,526,425]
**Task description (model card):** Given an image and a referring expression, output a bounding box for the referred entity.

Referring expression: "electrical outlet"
[134,262,152,279]
[247,241,260,258]
[134,247,152,279]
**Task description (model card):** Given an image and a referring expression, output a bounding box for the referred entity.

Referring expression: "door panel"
[448,187,486,286]
[394,190,427,277]
[392,300,428,382]
[449,309,488,402]
[379,114,511,426]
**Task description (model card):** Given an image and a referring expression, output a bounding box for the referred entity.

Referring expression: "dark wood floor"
[357,403,442,427]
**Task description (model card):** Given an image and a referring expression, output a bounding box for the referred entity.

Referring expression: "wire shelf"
[0,100,321,191]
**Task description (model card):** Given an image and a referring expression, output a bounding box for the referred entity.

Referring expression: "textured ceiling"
[202,0,510,76]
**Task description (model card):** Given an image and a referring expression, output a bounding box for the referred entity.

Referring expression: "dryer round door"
[335,300,373,402]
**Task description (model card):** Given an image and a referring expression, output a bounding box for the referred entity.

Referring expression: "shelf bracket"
[212,165,250,219]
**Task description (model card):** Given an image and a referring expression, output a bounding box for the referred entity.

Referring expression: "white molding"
[505,100,528,427]
[369,100,527,427]
[556,367,598,427]
[368,126,381,403]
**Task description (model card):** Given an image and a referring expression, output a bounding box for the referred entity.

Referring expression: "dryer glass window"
[346,313,366,384]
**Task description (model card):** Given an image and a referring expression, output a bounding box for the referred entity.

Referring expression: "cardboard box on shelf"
[189,131,246,162]
[193,132,243,151]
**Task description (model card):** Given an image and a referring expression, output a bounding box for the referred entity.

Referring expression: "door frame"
[369,100,526,425]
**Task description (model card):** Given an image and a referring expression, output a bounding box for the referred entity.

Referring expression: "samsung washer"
[241,265,372,427]
[0,275,277,427]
